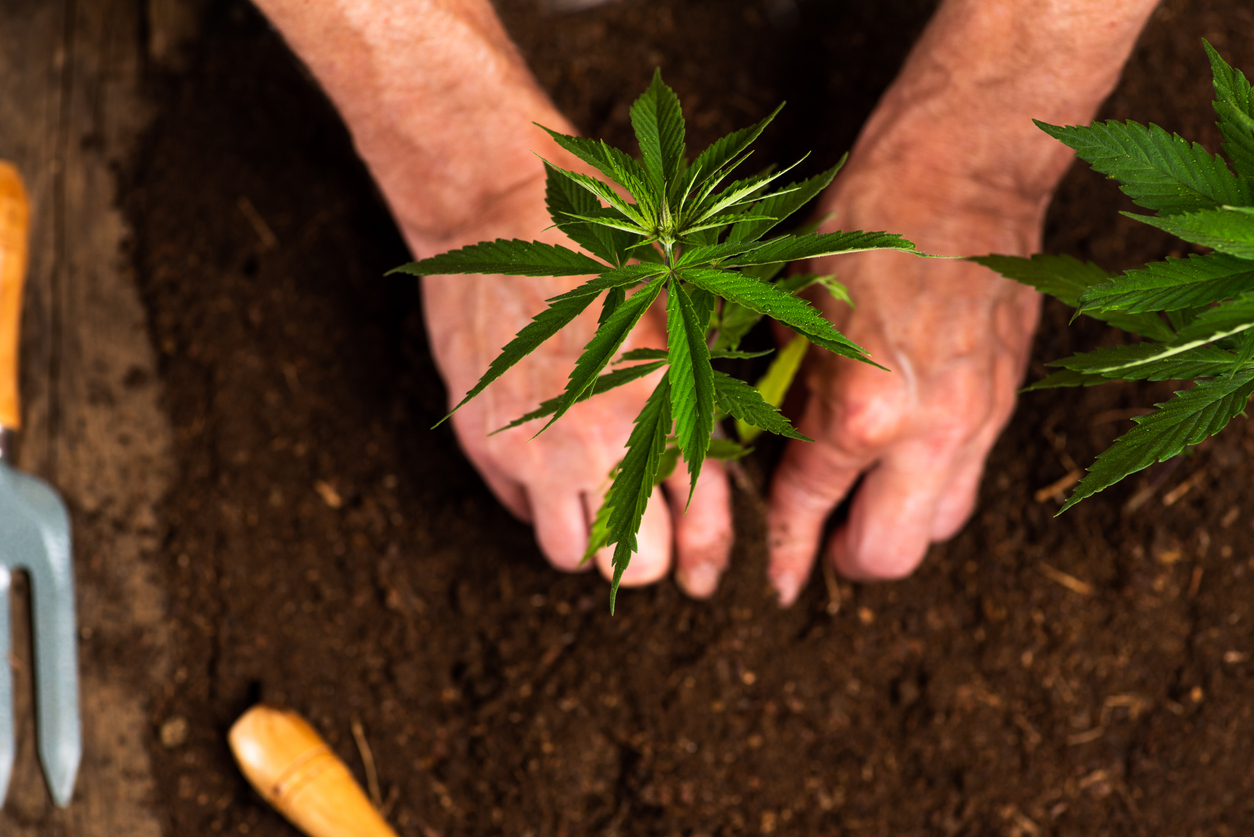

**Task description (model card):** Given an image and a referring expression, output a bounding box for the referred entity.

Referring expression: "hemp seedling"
[978,42,1254,511]
[394,72,920,610]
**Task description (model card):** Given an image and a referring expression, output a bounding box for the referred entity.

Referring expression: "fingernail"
[773,572,801,608]
[679,563,721,598]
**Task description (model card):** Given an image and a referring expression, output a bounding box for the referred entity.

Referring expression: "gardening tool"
[0,161,81,808]
[230,705,398,837]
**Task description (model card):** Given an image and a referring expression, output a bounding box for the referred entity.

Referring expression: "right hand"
[419,176,734,598]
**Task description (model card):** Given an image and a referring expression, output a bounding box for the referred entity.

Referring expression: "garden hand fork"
[0,161,80,808]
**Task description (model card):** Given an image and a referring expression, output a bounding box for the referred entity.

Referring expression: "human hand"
[420,175,733,597]
[766,162,1043,605]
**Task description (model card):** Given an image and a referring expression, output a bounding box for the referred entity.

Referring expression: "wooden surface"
[0,0,202,832]
[0,163,29,430]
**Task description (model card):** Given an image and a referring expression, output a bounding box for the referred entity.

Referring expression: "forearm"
[251,0,573,253]
[841,0,1161,234]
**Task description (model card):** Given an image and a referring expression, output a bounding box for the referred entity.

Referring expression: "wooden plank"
[0,0,201,831]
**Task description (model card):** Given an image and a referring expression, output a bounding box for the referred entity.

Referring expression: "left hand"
[766,162,1043,605]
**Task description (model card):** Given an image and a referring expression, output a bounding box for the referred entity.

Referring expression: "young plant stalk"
[393,71,921,611]
[977,42,1254,512]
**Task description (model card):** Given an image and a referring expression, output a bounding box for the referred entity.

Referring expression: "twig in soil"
[351,717,384,812]
[1162,469,1207,507]
[1122,457,1183,514]
[1038,563,1093,596]
[1188,566,1204,599]
[237,195,279,250]
[1034,469,1082,504]
[1066,726,1105,746]
[821,555,841,615]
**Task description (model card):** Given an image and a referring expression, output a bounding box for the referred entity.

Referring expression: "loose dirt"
[125,1,1254,833]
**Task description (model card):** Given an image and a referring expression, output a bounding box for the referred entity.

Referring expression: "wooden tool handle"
[0,162,29,431]
[229,705,398,837]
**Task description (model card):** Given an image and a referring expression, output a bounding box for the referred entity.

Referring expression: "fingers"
[827,442,953,581]
[531,488,595,573]
[594,487,673,587]
[767,434,868,607]
[665,460,733,599]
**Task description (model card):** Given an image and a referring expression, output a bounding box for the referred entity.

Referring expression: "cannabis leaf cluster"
[394,71,919,610]
[978,42,1254,512]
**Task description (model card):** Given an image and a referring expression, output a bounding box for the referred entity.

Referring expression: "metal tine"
[25,492,79,808]
[0,468,80,808]
[0,566,13,804]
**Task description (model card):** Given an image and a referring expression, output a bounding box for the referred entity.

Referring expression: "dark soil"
[126,1,1254,834]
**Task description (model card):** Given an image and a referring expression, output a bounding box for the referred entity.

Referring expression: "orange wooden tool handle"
[229,706,399,837]
[0,162,29,431]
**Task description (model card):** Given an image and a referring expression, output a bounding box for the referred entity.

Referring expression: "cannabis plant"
[978,42,1254,512]
[394,72,920,610]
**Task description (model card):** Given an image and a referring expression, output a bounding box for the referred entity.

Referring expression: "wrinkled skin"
[254,0,1161,604]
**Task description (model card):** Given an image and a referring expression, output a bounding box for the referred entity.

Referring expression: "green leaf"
[655,444,682,484]
[1036,118,1250,214]
[618,347,669,363]
[1078,253,1254,312]
[684,267,873,363]
[710,348,773,360]
[735,334,810,443]
[713,369,811,442]
[970,253,1111,307]
[666,282,716,500]
[1173,291,1254,344]
[1132,205,1254,259]
[687,160,807,225]
[491,361,666,434]
[680,213,778,237]
[675,239,768,268]
[598,286,626,325]
[392,238,608,278]
[542,276,667,432]
[688,104,784,193]
[606,376,673,612]
[972,253,1176,340]
[1061,368,1254,511]
[1048,342,1238,382]
[708,437,753,460]
[547,166,651,229]
[631,69,687,192]
[728,160,844,243]
[1205,40,1254,179]
[539,129,657,215]
[546,163,638,268]
[438,293,597,426]
[546,263,669,302]
[1021,368,1110,391]
[722,230,918,267]
[583,487,612,565]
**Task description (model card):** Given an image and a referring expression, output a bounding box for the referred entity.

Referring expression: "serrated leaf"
[689,103,784,193]
[972,253,1176,340]
[1078,252,1254,312]
[1048,342,1237,382]
[598,286,626,325]
[582,486,612,565]
[547,166,651,229]
[710,348,773,360]
[708,438,752,460]
[687,159,807,225]
[542,276,667,433]
[681,213,778,237]
[723,230,918,267]
[438,293,597,426]
[1174,291,1254,344]
[546,163,638,268]
[392,238,609,278]
[655,444,682,484]
[666,282,715,500]
[1132,205,1254,259]
[684,267,873,363]
[735,334,809,442]
[606,376,673,613]
[491,361,666,434]
[539,128,657,216]
[1037,119,1250,214]
[1021,368,1110,391]
[729,160,844,243]
[631,69,687,192]
[713,369,811,443]
[546,263,669,302]
[1205,40,1254,179]
[1061,369,1254,511]
[675,239,769,268]
[618,347,669,363]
